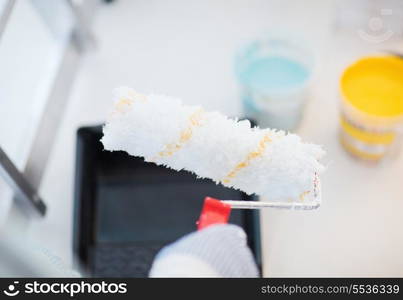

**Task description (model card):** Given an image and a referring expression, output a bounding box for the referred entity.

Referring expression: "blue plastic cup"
[236,38,314,130]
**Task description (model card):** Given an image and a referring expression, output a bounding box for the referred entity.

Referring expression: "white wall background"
[3,0,401,276]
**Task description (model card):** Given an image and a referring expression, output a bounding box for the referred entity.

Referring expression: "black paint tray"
[73,125,261,277]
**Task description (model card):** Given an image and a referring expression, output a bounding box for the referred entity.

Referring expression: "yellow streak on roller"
[222,134,272,184]
[111,92,147,115]
[158,109,204,157]
[299,190,310,202]
[114,98,133,113]
[127,90,147,102]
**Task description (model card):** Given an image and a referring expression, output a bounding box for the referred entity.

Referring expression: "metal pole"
[0,0,15,42]
[0,147,46,216]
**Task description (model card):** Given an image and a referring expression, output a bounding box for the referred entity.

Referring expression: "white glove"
[149,224,259,278]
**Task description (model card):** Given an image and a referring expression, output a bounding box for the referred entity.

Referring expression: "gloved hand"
[149,224,259,277]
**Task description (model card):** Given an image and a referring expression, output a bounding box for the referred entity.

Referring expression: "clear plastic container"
[235,37,314,131]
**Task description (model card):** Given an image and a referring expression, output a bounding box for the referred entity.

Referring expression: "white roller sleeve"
[101,87,325,202]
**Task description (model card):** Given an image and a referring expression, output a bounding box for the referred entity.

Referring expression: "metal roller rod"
[221,200,320,210]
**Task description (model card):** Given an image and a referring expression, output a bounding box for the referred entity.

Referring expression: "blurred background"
[1,0,403,277]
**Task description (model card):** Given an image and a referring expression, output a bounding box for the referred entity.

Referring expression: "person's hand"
[149,224,259,277]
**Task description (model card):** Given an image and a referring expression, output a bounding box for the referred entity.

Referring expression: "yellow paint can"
[340,56,403,161]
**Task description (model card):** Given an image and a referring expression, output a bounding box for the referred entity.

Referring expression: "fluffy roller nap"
[101,87,325,202]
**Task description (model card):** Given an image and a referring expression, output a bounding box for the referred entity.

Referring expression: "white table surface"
[25,0,403,276]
